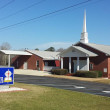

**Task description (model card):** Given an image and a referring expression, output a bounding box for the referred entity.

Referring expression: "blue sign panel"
[0,67,14,85]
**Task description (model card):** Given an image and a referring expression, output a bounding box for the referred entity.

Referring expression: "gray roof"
[80,42,110,55]
[0,50,32,55]
[72,46,97,56]
[27,50,60,60]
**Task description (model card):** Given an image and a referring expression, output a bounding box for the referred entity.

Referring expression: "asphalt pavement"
[14,74,110,97]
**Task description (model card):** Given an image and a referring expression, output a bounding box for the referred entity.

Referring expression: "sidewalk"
[14,69,52,76]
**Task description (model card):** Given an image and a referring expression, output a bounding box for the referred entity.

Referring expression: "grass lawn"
[0,83,110,110]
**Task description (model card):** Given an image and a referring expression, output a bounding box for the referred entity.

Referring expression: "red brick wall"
[11,55,44,71]
[108,58,110,78]
[76,43,108,77]
[61,42,109,77]
[89,56,108,77]
[11,55,19,67]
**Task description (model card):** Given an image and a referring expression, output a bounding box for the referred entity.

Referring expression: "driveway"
[14,74,110,97]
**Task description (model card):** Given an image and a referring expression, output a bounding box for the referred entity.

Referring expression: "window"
[104,68,107,73]
[36,61,39,67]
[89,63,93,70]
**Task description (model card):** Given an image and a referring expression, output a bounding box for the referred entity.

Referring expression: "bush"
[95,71,103,77]
[75,71,99,78]
[51,69,68,75]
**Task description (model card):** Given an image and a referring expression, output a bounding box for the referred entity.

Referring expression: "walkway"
[14,69,51,76]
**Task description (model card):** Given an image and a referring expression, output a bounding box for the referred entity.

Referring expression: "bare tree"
[0,42,11,65]
[0,42,11,50]
[56,48,64,52]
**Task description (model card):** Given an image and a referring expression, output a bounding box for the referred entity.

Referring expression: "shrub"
[75,71,99,78]
[51,69,68,75]
[95,71,103,77]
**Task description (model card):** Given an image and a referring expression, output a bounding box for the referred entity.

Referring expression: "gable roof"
[0,50,32,55]
[75,42,110,56]
[86,43,110,55]
[59,45,97,57]
[73,46,97,56]
[26,50,60,60]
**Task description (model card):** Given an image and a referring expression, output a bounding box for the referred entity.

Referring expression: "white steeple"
[80,10,88,43]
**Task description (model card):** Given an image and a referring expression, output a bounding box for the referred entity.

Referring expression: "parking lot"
[15,74,110,97]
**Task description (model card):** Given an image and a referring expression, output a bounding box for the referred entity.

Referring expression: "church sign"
[0,67,14,85]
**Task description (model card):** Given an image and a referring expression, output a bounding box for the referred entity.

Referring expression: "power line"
[68,0,105,14]
[0,0,15,10]
[0,0,46,21]
[0,0,92,31]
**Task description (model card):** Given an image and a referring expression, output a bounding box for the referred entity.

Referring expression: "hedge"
[51,69,68,75]
[95,71,103,77]
[75,70,103,78]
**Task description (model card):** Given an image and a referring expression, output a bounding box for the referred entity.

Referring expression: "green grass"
[0,83,110,110]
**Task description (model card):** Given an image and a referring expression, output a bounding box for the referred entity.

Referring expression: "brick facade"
[108,58,110,78]
[12,55,60,71]
[76,43,109,77]
[62,42,110,77]
[12,55,44,71]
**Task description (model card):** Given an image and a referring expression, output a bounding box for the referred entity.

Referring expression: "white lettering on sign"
[0,77,3,83]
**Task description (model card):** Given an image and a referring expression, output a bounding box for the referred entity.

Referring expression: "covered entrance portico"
[60,46,97,73]
[0,50,32,67]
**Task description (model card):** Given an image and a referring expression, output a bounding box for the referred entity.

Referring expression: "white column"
[77,57,79,71]
[69,57,71,73]
[61,57,63,69]
[87,56,89,71]
[8,54,10,67]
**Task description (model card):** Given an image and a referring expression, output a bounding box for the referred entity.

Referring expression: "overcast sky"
[0,0,109,50]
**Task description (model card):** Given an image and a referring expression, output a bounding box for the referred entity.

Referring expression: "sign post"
[0,67,14,90]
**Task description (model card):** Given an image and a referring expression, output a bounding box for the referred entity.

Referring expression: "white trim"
[77,57,79,71]
[87,56,89,71]
[0,50,32,55]
[61,57,63,69]
[69,57,71,73]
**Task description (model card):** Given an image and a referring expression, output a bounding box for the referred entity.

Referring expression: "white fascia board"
[0,50,32,55]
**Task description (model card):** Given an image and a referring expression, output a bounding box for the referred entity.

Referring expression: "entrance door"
[24,62,27,69]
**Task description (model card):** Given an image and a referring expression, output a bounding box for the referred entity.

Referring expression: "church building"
[59,11,110,78]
